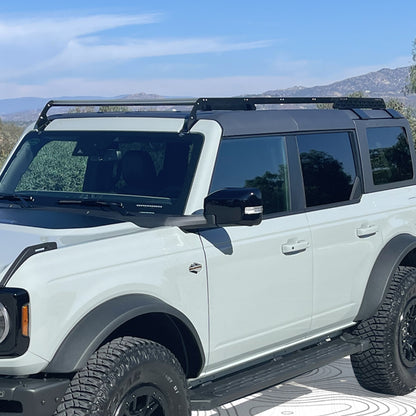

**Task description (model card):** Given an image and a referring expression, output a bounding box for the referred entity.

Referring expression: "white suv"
[0,97,415,415]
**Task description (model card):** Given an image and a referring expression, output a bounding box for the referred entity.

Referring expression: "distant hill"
[1,67,415,123]
[0,93,165,124]
[264,66,416,106]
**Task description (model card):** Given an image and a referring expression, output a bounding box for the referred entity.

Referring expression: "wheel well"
[102,312,203,378]
[401,248,416,267]
[355,234,416,322]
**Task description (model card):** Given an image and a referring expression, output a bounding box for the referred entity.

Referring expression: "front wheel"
[55,337,190,416]
[351,266,416,395]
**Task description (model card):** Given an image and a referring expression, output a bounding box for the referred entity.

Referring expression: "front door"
[201,134,313,372]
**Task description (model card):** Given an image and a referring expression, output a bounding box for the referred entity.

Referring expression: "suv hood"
[0,207,142,275]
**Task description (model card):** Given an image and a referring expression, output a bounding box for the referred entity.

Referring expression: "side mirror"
[204,188,263,227]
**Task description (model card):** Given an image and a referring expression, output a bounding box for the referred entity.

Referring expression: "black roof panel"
[197,109,358,136]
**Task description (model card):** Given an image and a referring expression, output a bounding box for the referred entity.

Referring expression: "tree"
[385,98,416,142]
[98,105,127,112]
[407,38,416,94]
[0,119,23,166]
[68,105,128,113]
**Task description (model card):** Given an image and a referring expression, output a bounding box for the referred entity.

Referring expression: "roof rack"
[34,99,196,130]
[35,97,387,131]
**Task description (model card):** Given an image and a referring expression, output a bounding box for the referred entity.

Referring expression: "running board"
[190,335,369,410]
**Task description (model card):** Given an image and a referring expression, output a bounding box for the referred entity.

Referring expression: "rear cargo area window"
[366,127,413,185]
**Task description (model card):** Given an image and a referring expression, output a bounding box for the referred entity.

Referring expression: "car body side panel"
[2,225,208,376]
[201,213,313,374]
[44,293,205,373]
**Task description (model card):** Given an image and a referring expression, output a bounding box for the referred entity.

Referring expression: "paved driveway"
[193,358,416,415]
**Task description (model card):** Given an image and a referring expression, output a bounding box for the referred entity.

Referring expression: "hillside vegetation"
[0,119,23,166]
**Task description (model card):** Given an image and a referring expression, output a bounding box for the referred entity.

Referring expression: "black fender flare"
[44,294,205,374]
[355,233,416,321]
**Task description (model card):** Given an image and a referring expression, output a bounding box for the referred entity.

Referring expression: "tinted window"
[297,132,357,207]
[210,136,289,215]
[16,141,88,192]
[0,131,203,215]
[367,127,413,185]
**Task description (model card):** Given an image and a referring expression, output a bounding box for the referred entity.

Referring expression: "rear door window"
[297,132,358,207]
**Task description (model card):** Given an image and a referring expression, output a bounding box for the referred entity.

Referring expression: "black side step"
[190,335,369,410]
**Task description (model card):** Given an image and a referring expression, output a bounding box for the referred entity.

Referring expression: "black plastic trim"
[286,135,306,211]
[355,233,416,321]
[0,243,57,288]
[0,376,69,416]
[190,334,369,410]
[44,294,205,375]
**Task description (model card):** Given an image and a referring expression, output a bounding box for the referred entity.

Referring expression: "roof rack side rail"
[188,97,386,110]
[184,96,387,130]
[34,99,198,130]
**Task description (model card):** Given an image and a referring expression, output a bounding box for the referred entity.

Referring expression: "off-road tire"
[351,266,416,395]
[55,336,190,416]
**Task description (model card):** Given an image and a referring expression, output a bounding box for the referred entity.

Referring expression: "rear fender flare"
[355,233,416,321]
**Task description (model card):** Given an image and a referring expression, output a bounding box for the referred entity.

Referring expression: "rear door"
[296,131,384,333]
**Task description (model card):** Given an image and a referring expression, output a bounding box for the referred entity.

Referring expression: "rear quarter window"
[366,127,413,185]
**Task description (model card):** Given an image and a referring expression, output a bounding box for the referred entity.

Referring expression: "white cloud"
[0,13,163,81]
[0,14,160,44]
[0,13,273,83]
[39,37,273,71]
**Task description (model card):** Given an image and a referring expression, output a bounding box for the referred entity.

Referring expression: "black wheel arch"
[44,294,205,378]
[355,233,416,321]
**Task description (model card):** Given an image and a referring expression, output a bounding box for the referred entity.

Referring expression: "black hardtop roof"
[36,97,403,136]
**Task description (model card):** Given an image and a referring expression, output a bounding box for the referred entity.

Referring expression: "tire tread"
[55,337,189,416]
[351,266,416,395]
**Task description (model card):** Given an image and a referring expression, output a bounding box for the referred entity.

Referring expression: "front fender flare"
[44,294,205,374]
[355,233,416,321]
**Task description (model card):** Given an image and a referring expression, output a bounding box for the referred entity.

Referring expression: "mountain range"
[1,66,415,123]
[265,66,414,100]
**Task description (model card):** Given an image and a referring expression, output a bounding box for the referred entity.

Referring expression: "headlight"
[0,302,10,343]
[0,289,29,356]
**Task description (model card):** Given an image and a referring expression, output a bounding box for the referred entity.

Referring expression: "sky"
[0,0,415,99]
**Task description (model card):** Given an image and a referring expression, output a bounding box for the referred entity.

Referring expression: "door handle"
[282,240,310,255]
[356,224,379,238]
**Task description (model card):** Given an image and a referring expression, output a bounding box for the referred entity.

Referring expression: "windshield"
[0,130,204,216]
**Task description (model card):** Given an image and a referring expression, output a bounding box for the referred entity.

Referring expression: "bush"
[0,120,23,167]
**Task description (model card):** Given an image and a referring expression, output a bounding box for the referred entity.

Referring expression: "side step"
[190,335,369,410]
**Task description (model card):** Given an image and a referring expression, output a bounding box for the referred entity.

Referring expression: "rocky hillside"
[264,67,416,105]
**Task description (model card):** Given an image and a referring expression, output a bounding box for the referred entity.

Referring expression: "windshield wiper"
[0,193,34,208]
[57,199,129,216]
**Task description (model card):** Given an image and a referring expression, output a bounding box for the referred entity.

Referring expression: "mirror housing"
[204,188,263,227]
